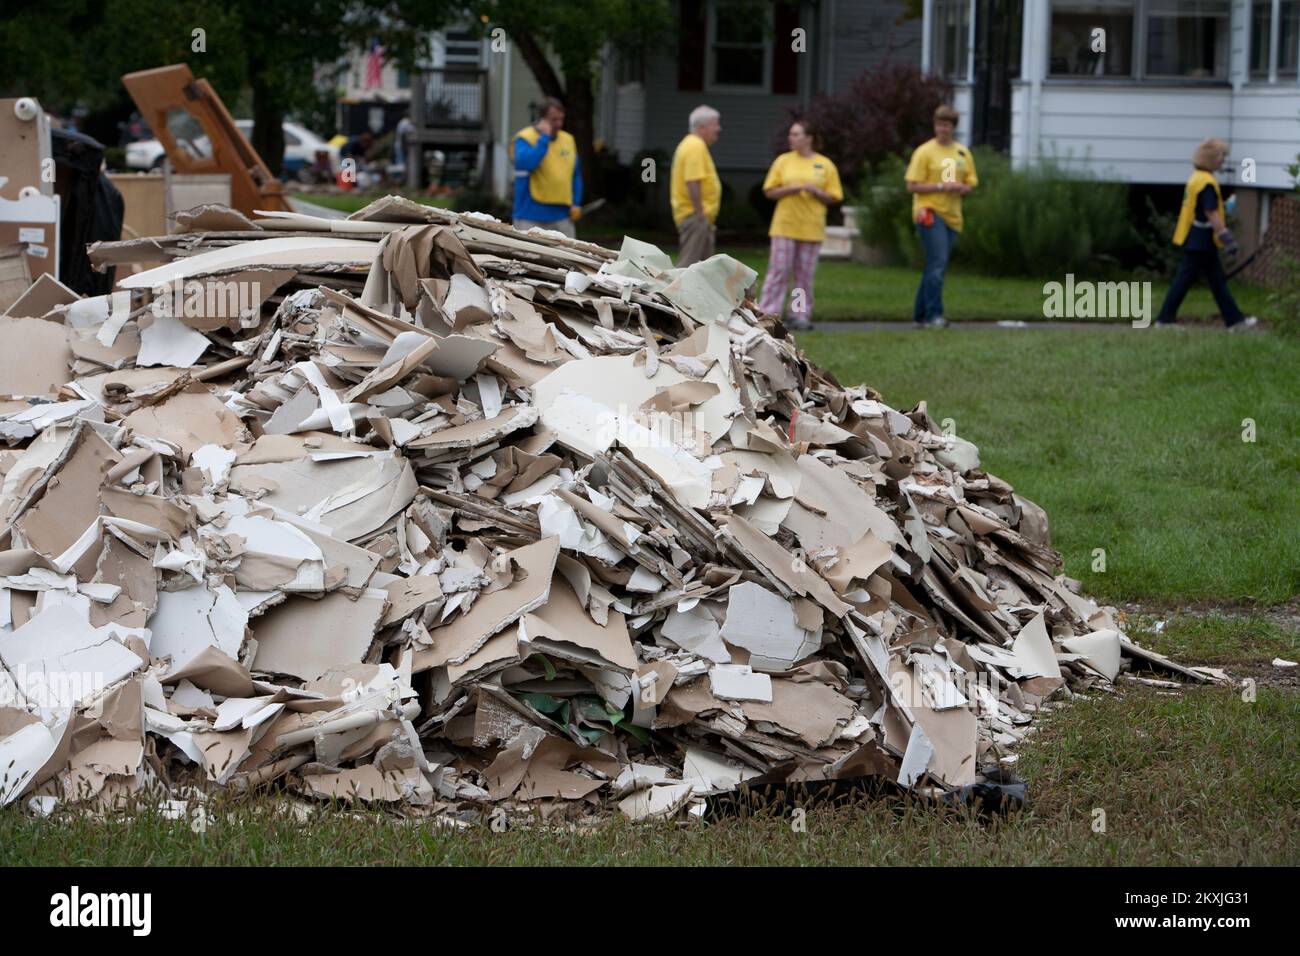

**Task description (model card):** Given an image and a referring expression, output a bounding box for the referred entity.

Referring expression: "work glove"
[569,205,582,222]
[1217,229,1238,256]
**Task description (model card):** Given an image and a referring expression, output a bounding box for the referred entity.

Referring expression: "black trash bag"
[51,127,124,296]
[945,767,1027,816]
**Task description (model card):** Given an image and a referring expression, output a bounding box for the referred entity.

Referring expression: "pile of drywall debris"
[0,197,1209,820]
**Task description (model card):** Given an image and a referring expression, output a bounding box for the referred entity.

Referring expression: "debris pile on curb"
[0,197,1209,820]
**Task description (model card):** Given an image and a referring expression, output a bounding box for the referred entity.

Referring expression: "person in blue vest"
[513,97,583,238]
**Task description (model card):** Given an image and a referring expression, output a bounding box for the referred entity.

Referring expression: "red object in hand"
[919,207,935,227]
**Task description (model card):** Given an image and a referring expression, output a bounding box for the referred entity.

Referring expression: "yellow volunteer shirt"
[905,138,978,232]
[670,133,722,226]
[1172,169,1224,248]
[763,150,844,242]
[515,125,577,206]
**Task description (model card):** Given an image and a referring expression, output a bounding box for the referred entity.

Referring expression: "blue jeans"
[914,219,958,323]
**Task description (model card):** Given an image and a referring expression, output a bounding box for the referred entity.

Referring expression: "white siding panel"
[952,87,974,145]
[1010,84,1031,168]
[1039,86,1235,119]
[1012,84,1299,187]
[1037,114,1229,140]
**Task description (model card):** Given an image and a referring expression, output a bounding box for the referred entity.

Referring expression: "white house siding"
[1008,84,1299,188]
[952,86,974,145]
[1229,87,1300,188]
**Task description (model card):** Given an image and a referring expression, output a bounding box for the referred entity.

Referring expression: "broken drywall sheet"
[149,584,248,675]
[251,588,388,681]
[718,581,820,671]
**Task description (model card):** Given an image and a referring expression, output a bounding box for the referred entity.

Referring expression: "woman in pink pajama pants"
[758,120,843,331]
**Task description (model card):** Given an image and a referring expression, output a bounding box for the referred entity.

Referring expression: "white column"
[922,0,933,73]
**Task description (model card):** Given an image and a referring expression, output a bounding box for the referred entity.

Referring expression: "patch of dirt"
[1121,599,1300,634]
[1224,661,1300,690]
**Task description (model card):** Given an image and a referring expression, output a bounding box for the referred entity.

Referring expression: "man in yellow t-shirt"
[905,105,978,328]
[757,119,843,330]
[670,105,722,266]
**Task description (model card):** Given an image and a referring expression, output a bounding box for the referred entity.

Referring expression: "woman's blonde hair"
[934,105,959,126]
[1193,138,1228,171]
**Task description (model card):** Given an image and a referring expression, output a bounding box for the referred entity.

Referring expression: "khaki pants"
[514,217,575,239]
[676,213,716,267]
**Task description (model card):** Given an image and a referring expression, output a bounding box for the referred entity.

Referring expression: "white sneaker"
[1228,316,1258,331]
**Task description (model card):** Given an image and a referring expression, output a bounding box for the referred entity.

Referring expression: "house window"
[708,0,769,88]
[1049,0,1135,77]
[1252,0,1300,78]
[1048,0,1241,80]
[1251,0,1273,76]
[1145,0,1230,79]
[933,0,971,81]
[1284,1,1300,76]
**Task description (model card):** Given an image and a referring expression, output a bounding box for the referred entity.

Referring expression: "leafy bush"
[1134,195,1181,280]
[716,197,765,233]
[770,63,951,196]
[855,146,1136,277]
[600,148,674,232]
[856,153,921,266]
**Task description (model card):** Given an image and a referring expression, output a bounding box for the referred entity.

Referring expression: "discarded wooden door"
[121,64,291,218]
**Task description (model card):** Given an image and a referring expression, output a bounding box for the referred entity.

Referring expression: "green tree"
[0,0,442,174]
[0,0,244,116]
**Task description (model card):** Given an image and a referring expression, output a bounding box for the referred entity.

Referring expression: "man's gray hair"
[689,105,720,131]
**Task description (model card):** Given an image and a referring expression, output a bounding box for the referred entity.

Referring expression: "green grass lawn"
[799,328,1300,605]
[290,191,452,214]
[729,249,1277,324]
[5,329,1295,866]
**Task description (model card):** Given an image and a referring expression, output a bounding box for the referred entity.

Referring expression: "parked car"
[123,120,340,181]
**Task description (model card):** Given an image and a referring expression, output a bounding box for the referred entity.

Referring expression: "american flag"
[364,40,385,89]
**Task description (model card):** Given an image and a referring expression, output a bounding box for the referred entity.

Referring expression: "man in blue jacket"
[513,97,582,238]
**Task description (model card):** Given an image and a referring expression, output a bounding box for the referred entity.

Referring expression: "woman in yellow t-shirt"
[905,105,978,328]
[757,120,843,331]
[1154,138,1256,329]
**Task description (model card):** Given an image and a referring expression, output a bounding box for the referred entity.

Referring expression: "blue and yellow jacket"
[513,125,583,223]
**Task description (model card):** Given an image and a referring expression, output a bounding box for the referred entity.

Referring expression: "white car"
[124,120,340,180]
